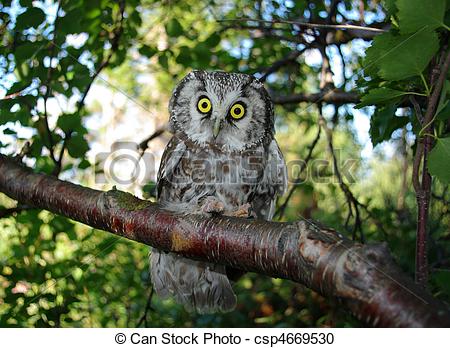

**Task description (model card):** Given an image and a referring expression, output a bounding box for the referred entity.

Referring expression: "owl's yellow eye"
[229,103,246,119]
[197,97,212,113]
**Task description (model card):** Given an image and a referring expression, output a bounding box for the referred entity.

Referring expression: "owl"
[150,70,287,313]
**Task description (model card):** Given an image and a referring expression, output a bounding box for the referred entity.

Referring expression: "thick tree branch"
[272,90,360,105]
[0,154,449,327]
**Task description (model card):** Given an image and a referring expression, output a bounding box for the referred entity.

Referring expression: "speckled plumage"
[150,71,287,313]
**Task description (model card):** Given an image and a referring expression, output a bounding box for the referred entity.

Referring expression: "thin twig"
[218,18,387,33]
[42,0,63,164]
[272,90,360,105]
[51,133,70,177]
[138,126,168,159]
[138,127,167,152]
[318,108,364,242]
[0,88,28,100]
[410,95,424,125]
[259,48,306,82]
[336,44,348,86]
[275,126,321,220]
[136,286,154,327]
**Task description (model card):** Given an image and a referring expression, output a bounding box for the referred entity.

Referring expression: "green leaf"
[51,81,68,95]
[29,137,43,157]
[19,0,33,6]
[369,104,409,146]
[14,42,42,62]
[433,270,450,294]
[78,159,91,169]
[192,42,211,66]
[142,182,156,199]
[15,7,46,30]
[3,128,16,135]
[165,18,183,37]
[428,137,450,184]
[13,109,31,126]
[57,9,83,34]
[175,46,192,66]
[0,112,12,125]
[358,88,409,108]
[436,101,450,121]
[435,80,450,121]
[56,113,82,134]
[138,45,157,58]
[382,0,397,15]
[7,80,31,95]
[397,0,446,34]
[204,33,221,48]
[66,134,89,159]
[364,30,439,81]
[158,53,169,69]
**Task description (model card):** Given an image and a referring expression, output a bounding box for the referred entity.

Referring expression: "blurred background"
[0,0,449,327]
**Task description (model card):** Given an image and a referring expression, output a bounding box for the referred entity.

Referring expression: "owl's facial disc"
[194,93,247,140]
[169,71,275,151]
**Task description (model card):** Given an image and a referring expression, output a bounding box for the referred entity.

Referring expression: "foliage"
[0,0,449,328]
[359,0,450,183]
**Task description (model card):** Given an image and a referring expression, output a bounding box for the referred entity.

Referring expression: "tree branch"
[318,108,364,242]
[220,21,385,46]
[275,126,321,220]
[413,48,450,286]
[272,90,360,105]
[259,48,306,82]
[41,0,63,164]
[138,126,168,156]
[219,18,386,33]
[0,154,449,327]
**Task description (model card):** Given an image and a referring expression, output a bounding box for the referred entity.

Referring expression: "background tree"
[0,0,449,327]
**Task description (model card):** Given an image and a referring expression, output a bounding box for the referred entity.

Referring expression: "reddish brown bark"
[413,49,450,286]
[0,154,449,327]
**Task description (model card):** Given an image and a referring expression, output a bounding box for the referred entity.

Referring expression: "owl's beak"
[213,117,221,139]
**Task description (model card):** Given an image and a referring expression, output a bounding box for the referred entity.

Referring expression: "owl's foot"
[227,203,251,218]
[201,196,225,215]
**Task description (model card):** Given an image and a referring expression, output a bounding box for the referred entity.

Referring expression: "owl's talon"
[227,203,251,218]
[201,196,225,214]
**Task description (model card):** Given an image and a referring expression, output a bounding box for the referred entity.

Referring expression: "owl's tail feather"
[150,248,236,314]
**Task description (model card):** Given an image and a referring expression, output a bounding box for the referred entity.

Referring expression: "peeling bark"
[0,154,449,327]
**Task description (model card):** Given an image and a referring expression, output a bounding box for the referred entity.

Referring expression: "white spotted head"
[168,71,274,151]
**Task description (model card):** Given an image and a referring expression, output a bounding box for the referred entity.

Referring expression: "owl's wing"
[253,139,287,220]
[156,135,187,200]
